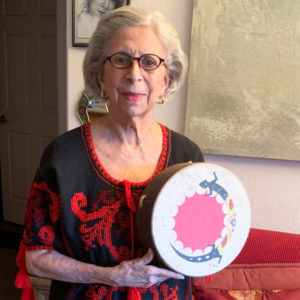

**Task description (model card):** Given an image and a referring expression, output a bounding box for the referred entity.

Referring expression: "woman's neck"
[93,113,160,147]
[90,113,163,182]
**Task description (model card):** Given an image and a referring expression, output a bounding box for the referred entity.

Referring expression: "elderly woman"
[16,6,204,300]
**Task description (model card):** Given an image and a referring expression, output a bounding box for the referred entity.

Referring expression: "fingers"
[142,269,184,288]
[150,267,185,281]
[135,249,185,281]
[134,249,154,265]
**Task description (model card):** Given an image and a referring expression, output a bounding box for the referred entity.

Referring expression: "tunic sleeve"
[23,141,63,251]
[15,143,64,299]
[169,129,205,165]
[22,178,62,251]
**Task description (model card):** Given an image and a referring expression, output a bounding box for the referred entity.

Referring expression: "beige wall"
[62,0,300,234]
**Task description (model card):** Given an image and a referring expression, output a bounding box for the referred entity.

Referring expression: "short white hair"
[83,6,188,101]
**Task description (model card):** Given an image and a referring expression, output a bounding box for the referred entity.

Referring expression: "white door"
[0,0,58,224]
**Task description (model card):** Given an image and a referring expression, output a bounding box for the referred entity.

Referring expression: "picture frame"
[72,0,130,47]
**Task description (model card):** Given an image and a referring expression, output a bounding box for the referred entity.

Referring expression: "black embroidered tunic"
[16,123,204,299]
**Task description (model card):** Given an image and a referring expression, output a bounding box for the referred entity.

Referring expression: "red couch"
[192,228,300,299]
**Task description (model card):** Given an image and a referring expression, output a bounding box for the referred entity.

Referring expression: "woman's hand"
[107,249,185,288]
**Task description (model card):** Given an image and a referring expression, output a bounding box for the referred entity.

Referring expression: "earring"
[157,96,165,104]
[101,90,109,101]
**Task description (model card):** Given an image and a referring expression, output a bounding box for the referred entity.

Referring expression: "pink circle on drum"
[173,192,225,251]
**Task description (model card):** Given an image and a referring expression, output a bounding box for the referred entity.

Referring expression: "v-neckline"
[83,122,170,188]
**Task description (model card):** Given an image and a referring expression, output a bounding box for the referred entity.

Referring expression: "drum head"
[138,162,251,277]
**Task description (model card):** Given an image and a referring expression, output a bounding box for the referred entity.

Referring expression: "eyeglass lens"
[109,53,163,70]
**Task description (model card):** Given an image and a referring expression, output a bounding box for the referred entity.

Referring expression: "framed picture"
[72,0,130,47]
[185,0,300,161]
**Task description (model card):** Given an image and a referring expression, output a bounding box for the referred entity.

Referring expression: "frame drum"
[136,162,251,277]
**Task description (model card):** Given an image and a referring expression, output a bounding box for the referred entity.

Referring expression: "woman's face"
[90,0,114,16]
[98,26,169,118]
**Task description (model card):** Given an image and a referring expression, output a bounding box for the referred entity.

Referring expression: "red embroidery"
[27,182,60,224]
[22,181,60,248]
[147,285,160,299]
[85,286,127,299]
[36,182,60,222]
[85,285,108,299]
[38,225,55,245]
[139,284,179,299]
[71,192,126,259]
[85,281,183,299]
[161,284,179,300]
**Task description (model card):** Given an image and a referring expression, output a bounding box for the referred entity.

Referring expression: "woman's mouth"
[122,92,145,102]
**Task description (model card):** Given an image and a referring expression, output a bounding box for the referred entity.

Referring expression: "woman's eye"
[143,58,155,66]
[143,58,156,66]
[115,55,129,64]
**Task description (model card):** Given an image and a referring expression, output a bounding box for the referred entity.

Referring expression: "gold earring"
[101,90,109,101]
[157,96,165,104]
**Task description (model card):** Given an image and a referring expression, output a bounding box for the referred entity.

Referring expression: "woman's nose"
[125,60,143,81]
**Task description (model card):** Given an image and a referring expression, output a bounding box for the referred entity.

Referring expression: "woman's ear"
[98,73,105,90]
[161,74,169,97]
[163,73,169,89]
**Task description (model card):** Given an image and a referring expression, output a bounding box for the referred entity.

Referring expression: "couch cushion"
[192,229,300,299]
[193,263,300,290]
[193,287,300,300]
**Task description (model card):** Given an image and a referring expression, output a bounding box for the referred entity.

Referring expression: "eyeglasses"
[105,53,165,71]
